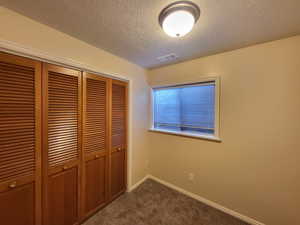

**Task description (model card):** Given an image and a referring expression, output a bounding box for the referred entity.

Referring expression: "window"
[151,78,220,141]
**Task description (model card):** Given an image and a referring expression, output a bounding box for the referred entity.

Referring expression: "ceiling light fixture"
[159,1,200,38]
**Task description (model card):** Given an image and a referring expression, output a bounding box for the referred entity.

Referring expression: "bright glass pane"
[153,82,215,135]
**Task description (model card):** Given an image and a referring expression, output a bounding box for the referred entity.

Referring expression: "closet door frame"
[42,63,82,225]
[0,52,42,225]
[109,79,128,201]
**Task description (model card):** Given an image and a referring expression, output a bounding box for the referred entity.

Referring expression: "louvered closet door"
[110,80,127,200]
[0,52,42,225]
[82,73,109,218]
[42,64,81,225]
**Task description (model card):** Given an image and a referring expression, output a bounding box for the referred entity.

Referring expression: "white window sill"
[148,128,222,142]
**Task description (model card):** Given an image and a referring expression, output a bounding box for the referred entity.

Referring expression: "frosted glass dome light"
[159,1,200,38]
[162,10,195,37]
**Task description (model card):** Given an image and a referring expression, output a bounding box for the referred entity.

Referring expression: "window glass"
[153,82,215,135]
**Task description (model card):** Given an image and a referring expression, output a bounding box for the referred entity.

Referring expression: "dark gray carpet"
[83,179,249,225]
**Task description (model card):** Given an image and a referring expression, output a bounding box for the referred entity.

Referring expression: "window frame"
[149,76,221,142]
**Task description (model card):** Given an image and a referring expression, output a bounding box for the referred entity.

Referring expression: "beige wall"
[0,7,150,187]
[148,36,300,225]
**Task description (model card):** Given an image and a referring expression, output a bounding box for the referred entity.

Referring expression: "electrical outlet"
[188,173,195,181]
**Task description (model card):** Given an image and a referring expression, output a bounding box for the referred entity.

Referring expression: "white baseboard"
[148,175,265,225]
[130,174,265,225]
[127,175,150,192]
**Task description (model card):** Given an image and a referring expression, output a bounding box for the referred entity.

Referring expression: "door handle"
[8,181,17,189]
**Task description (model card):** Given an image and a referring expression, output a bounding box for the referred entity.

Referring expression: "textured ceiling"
[1,0,300,68]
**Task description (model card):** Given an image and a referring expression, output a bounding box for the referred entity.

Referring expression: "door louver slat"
[48,71,79,167]
[0,62,35,183]
[112,84,126,147]
[84,78,106,154]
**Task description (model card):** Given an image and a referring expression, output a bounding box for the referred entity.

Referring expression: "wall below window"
[0,7,150,188]
[148,35,300,225]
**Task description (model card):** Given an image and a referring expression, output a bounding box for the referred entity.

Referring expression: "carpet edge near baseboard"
[128,174,265,225]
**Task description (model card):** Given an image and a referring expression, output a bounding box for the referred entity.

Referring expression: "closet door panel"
[111,150,125,197]
[85,156,106,213]
[82,73,109,217]
[0,52,41,225]
[43,64,81,225]
[110,80,127,199]
[84,75,107,154]
[0,183,34,225]
[111,83,126,150]
[48,167,78,225]
[47,69,79,168]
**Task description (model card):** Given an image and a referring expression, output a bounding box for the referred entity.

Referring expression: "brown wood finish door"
[0,52,42,225]
[48,167,78,225]
[110,149,126,198]
[81,73,109,219]
[0,52,129,225]
[42,63,81,225]
[110,80,128,200]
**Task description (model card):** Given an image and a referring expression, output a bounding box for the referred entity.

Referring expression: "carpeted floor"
[83,179,249,225]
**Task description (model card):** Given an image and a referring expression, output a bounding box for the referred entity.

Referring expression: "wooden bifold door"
[0,52,127,225]
[110,80,127,200]
[0,52,42,225]
[81,73,109,219]
[42,64,82,225]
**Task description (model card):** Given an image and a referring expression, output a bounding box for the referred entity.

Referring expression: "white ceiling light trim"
[159,1,200,38]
